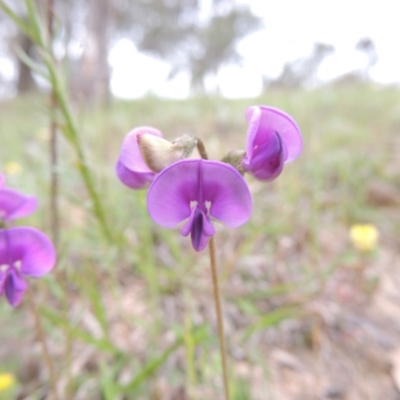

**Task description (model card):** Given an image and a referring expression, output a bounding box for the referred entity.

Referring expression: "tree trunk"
[17,34,36,93]
[73,0,110,105]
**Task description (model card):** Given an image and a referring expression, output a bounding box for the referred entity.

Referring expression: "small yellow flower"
[349,224,379,252]
[4,162,22,175]
[0,373,15,391]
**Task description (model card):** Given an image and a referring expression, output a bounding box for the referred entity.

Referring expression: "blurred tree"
[114,0,200,59]
[356,37,378,80]
[187,6,262,92]
[112,0,262,93]
[0,0,261,99]
[0,5,37,94]
[71,0,111,103]
[268,42,334,89]
[16,29,36,93]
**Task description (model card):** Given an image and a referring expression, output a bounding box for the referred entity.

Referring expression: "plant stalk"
[196,138,208,160]
[209,236,230,400]
[27,288,59,400]
[47,0,59,248]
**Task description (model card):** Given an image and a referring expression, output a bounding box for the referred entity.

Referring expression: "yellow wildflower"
[4,162,22,175]
[349,224,379,252]
[0,373,15,391]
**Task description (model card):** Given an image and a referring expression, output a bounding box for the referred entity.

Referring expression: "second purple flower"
[242,106,302,181]
[0,227,56,307]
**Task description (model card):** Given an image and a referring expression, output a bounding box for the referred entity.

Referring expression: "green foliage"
[0,4,399,395]
[0,0,114,242]
[1,82,398,397]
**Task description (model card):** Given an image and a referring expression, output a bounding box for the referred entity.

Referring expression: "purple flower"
[0,186,38,221]
[116,126,163,189]
[147,159,252,252]
[242,106,302,181]
[0,174,4,189]
[0,227,56,307]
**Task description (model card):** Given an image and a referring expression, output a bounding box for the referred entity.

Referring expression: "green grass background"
[0,84,399,399]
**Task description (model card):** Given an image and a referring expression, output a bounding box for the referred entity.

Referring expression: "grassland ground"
[0,84,400,399]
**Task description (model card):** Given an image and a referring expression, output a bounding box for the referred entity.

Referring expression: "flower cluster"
[116,106,302,251]
[0,173,55,307]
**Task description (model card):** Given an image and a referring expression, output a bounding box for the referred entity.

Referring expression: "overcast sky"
[109,0,400,99]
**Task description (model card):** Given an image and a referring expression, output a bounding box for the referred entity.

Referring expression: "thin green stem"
[209,237,230,400]
[47,0,59,248]
[45,58,113,242]
[27,288,59,400]
[197,131,230,397]
[0,0,113,243]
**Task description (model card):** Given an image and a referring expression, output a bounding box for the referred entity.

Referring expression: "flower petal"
[200,161,252,228]
[180,206,197,237]
[0,271,4,295]
[0,174,4,189]
[245,106,302,163]
[147,160,202,228]
[147,159,252,229]
[0,227,56,278]
[191,211,215,251]
[116,127,163,189]
[0,187,38,221]
[243,132,286,181]
[115,160,155,189]
[180,207,215,252]
[4,267,28,307]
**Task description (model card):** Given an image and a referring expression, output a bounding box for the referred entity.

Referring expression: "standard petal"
[115,160,155,189]
[148,159,252,229]
[0,227,56,278]
[245,106,302,163]
[200,161,252,228]
[245,106,268,160]
[118,126,163,174]
[0,187,38,221]
[147,160,203,228]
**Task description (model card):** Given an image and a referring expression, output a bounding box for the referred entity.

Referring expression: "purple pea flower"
[0,227,56,307]
[242,106,302,181]
[147,159,252,252]
[0,186,38,222]
[116,126,163,189]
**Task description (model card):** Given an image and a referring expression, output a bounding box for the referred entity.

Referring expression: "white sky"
[109,0,400,99]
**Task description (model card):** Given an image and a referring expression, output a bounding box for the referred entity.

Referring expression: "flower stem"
[208,236,230,400]
[47,0,59,249]
[196,139,209,160]
[27,288,59,400]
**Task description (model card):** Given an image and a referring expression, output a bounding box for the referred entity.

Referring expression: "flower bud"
[138,133,197,172]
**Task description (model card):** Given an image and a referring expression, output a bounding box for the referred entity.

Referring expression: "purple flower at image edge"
[147,159,252,252]
[0,227,56,307]
[116,126,163,189]
[0,186,38,221]
[0,174,4,189]
[242,106,302,181]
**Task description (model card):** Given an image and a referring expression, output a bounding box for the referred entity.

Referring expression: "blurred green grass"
[0,84,399,398]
